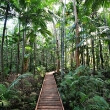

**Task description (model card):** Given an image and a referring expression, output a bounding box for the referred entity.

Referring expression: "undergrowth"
[0,72,43,110]
[59,65,110,110]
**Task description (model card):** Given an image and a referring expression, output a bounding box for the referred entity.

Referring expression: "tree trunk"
[61,0,66,76]
[96,47,100,70]
[9,47,13,73]
[81,46,84,65]
[61,26,65,75]
[56,40,60,72]
[1,3,9,81]
[46,50,48,71]
[53,20,60,72]
[91,38,95,74]
[86,45,89,66]
[81,36,84,65]
[53,47,56,69]
[29,41,33,72]
[34,43,36,75]
[73,0,80,67]
[21,26,25,74]
[17,17,20,73]
[99,37,104,69]
[65,44,67,69]
[6,30,8,67]
[108,44,110,54]
[42,49,45,66]
[71,42,74,69]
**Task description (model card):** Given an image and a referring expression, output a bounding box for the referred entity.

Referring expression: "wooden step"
[35,71,64,110]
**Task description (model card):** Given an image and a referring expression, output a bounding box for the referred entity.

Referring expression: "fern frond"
[8,72,33,90]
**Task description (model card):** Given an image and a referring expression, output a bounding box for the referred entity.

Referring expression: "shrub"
[59,66,110,110]
[0,73,33,108]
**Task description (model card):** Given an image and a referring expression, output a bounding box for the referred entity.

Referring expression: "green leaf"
[0,100,11,107]
[79,92,88,103]
[0,84,7,95]
[25,46,32,51]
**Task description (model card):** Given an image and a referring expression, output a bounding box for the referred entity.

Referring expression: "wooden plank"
[37,106,63,109]
[35,71,64,110]
[37,108,63,110]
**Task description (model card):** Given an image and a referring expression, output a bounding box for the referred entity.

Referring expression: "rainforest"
[0,0,110,110]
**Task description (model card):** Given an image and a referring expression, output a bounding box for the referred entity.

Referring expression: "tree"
[52,20,60,72]
[1,2,9,81]
[61,0,66,76]
[73,0,80,67]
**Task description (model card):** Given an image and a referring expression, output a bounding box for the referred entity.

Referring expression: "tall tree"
[53,20,60,72]
[61,0,66,76]
[1,2,9,81]
[73,0,80,67]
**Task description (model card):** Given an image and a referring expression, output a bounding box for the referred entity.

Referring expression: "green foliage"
[8,72,33,90]
[0,84,7,96]
[36,65,46,77]
[59,66,110,110]
[25,46,32,52]
[0,100,11,107]
[0,73,33,107]
[0,83,14,107]
[87,95,109,110]
[84,0,110,12]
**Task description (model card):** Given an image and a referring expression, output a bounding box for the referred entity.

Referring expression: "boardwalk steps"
[35,71,64,110]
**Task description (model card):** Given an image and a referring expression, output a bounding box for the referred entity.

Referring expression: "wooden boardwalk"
[35,71,64,110]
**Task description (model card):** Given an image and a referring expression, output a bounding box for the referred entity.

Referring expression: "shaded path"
[35,71,64,110]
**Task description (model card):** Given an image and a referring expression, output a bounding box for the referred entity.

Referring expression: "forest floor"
[0,73,43,110]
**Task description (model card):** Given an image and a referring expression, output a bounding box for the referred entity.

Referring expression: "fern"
[8,72,33,90]
[0,73,32,100]
[87,95,109,110]
[59,66,110,110]
[0,84,7,95]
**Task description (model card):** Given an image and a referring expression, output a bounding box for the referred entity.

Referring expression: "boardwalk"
[35,71,64,110]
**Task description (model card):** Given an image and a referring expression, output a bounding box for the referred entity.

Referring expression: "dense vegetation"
[59,66,110,110]
[0,0,110,109]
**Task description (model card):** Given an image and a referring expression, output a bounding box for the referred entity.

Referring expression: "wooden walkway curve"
[35,71,64,110]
